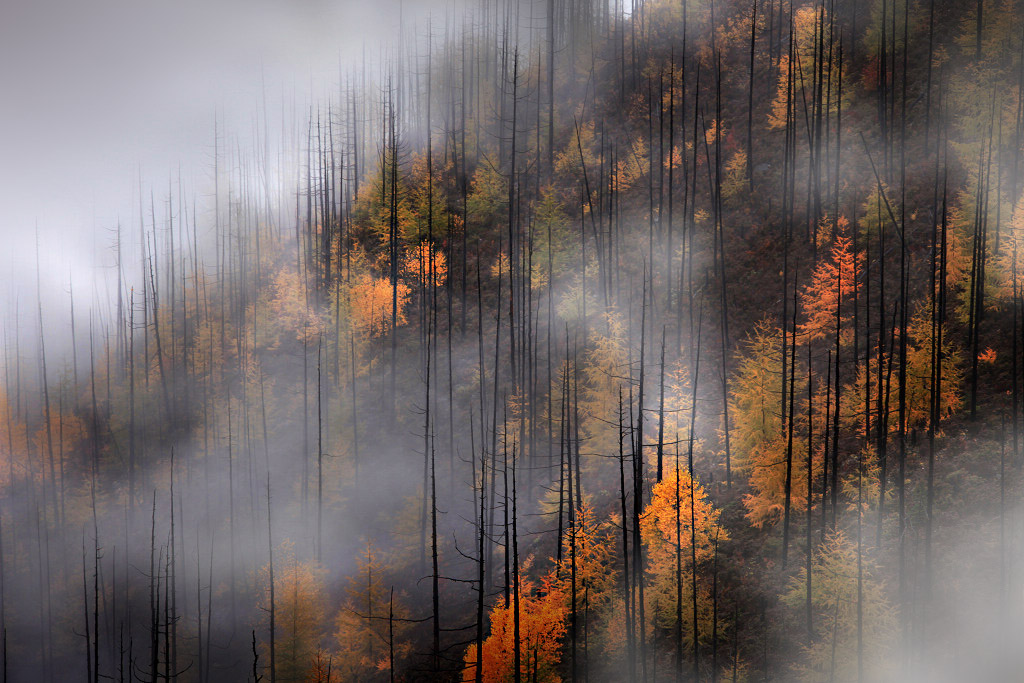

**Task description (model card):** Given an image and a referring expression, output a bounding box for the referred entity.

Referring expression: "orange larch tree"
[333,542,410,682]
[461,567,568,683]
[402,241,448,289]
[641,466,727,648]
[799,220,860,343]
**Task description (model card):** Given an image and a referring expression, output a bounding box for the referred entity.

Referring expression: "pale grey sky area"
[0,0,453,319]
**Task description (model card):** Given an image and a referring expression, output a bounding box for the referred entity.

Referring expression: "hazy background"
[0,0,454,316]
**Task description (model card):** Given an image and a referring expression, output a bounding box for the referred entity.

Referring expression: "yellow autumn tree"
[743,433,820,528]
[730,316,820,528]
[942,188,1001,323]
[659,356,698,457]
[904,308,963,430]
[840,353,887,439]
[554,502,617,616]
[765,4,844,126]
[402,241,448,288]
[333,542,411,682]
[641,465,727,646]
[466,162,507,234]
[257,542,327,682]
[729,319,786,472]
[767,54,792,130]
[264,263,325,348]
[840,446,885,514]
[347,272,410,338]
[554,119,600,183]
[532,187,574,291]
[841,310,962,438]
[349,147,415,247]
[612,136,648,193]
[990,195,1024,305]
[461,568,568,683]
[781,530,897,681]
[576,311,630,452]
[721,150,748,204]
[406,152,452,242]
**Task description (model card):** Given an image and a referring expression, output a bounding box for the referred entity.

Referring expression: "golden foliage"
[799,220,860,343]
[554,120,600,182]
[730,322,817,528]
[490,252,509,282]
[533,188,575,289]
[721,150,748,203]
[333,542,411,682]
[257,542,327,683]
[461,570,567,683]
[641,465,728,649]
[402,241,448,287]
[577,311,630,450]
[467,163,507,232]
[642,467,725,572]
[743,434,819,529]
[990,196,1024,305]
[904,309,963,430]
[612,137,649,193]
[703,118,721,147]
[730,320,785,472]
[781,531,897,681]
[406,152,452,242]
[347,273,410,338]
[657,357,697,449]
[554,502,617,615]
[769,4,844,130]
[941,189,990,322]
[767,55,792,130]
[839,447,884,514]
[841,310,962,436]
[266,264,324,346]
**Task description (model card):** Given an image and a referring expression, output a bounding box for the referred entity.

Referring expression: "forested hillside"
[3,0,1024,681]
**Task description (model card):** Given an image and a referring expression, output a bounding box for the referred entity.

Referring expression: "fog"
[1,0,1023,681]
[0,0,453,318]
